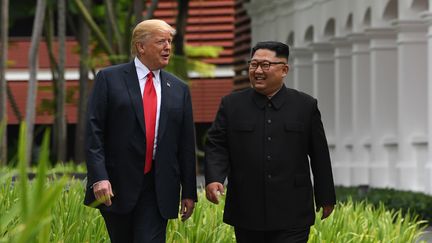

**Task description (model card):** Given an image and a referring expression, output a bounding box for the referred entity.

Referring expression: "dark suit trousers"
[234,227,310,243]
[101,170,167,243]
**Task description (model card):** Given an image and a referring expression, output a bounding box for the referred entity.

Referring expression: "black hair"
[250,41,290,59]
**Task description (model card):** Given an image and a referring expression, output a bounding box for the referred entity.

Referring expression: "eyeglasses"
[248,60,287,71]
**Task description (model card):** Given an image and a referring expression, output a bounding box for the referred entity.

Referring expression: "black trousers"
[100,171,167,243]
[234,227,310,243]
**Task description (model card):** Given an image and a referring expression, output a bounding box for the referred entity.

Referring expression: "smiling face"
[249,49,289,96]
[136,30,173,70]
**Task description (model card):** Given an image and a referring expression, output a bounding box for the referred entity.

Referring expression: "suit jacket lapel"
[157,70,171,142]
[123,61,146,134]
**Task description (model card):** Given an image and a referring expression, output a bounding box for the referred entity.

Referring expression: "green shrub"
[336,186,432,224]
[0,124,68,242]
[310,199,427,243]
[1,177,428,243]
[0,123,428,242]
[167,190,235,243]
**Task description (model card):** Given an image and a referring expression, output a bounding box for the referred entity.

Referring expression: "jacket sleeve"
[308,99,336,207]
[85,70,109,187]
[204,97,230,185]
[178,86,198,201]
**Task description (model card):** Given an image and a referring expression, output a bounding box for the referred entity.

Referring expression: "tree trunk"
[104,0,125,59]
[133,0,144,25]
[0,0,9,165]
[172,0,189,80]
[25,0,47,166]
[145,0,158,20]
[127,0,149,57]
[73,0,115,60]
[43,6,59,82]
[75,0,90,164]
[44,3,60,162]
[55,0,67,163]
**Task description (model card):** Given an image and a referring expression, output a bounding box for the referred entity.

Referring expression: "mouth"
[254,76,266,83]
[161,54,170,60]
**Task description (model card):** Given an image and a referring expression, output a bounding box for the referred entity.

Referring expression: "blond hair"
[131,19,176,56]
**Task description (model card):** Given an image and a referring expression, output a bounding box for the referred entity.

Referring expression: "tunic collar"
[252,84,287,110]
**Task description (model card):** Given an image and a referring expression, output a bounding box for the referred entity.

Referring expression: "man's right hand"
[205,182,225,204]
[93,180,114,206]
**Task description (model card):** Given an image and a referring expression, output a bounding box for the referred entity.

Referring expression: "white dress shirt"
[134,57,161,158]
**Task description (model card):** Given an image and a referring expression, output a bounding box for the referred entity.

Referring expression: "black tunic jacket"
[205,86,336,230]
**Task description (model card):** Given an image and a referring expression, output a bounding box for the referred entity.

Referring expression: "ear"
[136,42,145,56]
[281,64,289,78]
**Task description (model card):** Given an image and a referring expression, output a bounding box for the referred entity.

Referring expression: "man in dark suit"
[84,19,197,243]
[205,41,336,243]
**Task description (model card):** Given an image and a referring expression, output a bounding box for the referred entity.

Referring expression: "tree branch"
[73,0,115,57]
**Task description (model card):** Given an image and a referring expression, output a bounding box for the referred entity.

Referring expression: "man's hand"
[317,205,334,219]
[205,182,225,204]
[93,180,114,206]
[180,199,195,222]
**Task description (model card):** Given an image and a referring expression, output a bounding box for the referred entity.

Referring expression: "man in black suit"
[84,19,197,243]
[205,41,336,243]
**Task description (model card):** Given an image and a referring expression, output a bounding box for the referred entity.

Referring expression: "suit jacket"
[205,86,336,230]
[84,61,197,219]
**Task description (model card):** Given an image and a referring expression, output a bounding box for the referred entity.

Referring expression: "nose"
[165,41,171,50]
[255,65,264,73]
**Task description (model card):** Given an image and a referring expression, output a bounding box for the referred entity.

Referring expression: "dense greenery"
[0,172,428,242]
[336,186,432,224]
[309,200,426,243]
[0,125,429,242]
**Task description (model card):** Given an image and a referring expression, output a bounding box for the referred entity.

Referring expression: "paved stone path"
[419,226,432,243]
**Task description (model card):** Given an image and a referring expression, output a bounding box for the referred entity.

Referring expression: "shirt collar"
[134,57,161,81]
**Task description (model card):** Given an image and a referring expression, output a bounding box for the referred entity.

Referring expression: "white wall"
[246,0,432,194]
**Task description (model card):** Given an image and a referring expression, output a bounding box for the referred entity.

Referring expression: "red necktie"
[143,72,157,174]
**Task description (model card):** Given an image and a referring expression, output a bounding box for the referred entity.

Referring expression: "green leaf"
[17,123,29,220]
[185,45,224,58]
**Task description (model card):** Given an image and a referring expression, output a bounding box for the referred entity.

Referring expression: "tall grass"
[310,200,428,243]
[0,123,428,242]
[49,180,108,242]
[167,190,235,243]
[1,123,68,242]
[1,177,428,242]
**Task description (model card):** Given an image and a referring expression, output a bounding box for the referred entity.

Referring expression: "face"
[249,49,289,96]
[136,30,173,70]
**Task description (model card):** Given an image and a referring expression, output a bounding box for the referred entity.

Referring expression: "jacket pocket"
[284,122,304,132]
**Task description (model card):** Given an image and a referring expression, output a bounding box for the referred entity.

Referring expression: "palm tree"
[0,0,9,165]
[25,0,47,165]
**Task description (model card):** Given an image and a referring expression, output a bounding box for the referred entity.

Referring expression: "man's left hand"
[180,198,195,222]
[318,205,334,219]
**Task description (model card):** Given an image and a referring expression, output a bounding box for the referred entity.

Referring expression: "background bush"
[336,186,432,224]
